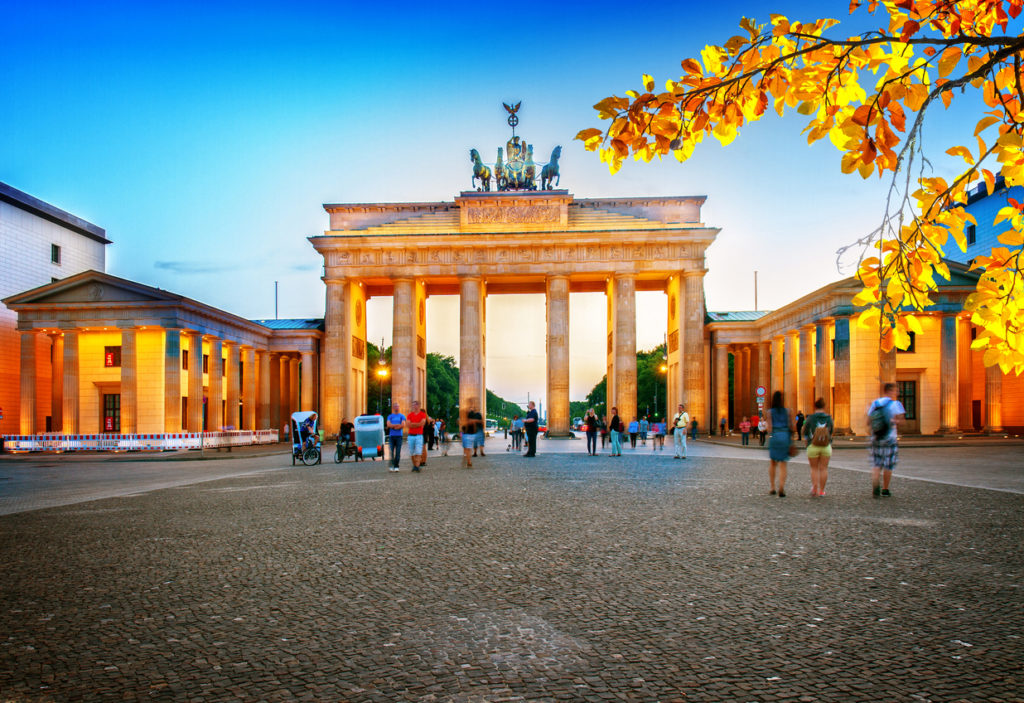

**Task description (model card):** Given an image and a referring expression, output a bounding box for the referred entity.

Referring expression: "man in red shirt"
[406,400,428,472]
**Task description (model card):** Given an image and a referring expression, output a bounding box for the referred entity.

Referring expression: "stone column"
[545,275,571,437]
[714,343,729,432]
[322,279,347,433]
[186,333,204,432]
[682,270,707,429]
[289,357,300,419]
[258,350,271,429]
[612,274,638,423]
[268,352,281,433]
[120,328,138,434]
[957,317,973,431]
[784,332,798,411]
[984,364,1003,434]
[62,330,80,435]
[758,341,770,400]
[665,274,685,417]
[208,338,223,431]
[832,317,851,434]
[771,336,784,404]
[814,322,831,410]
[51,333,63,433]
[243,347,256,430]
[224,342,240,430]
[798,326,814,415]
[938,315,958,434]
[279,354,290,429]
[731,347,743,424]
[392,279,416,414]
[301,351,315,411]
[459,277,486,423]
[19,331,38,435]
[163,329,181,432]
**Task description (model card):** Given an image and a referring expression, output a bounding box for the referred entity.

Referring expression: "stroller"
[353,414,385,460]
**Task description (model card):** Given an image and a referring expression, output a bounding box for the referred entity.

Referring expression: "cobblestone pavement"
[1,450,1021,701]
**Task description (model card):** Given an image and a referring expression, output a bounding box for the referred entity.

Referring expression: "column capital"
[682,268,708,278]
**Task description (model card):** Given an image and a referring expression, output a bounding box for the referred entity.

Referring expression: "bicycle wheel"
[334,445,343,463]
[302,447,320,466]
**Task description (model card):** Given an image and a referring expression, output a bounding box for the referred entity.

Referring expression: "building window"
[51,244,61,264]
[203,354,209,374]
[966,223,976,245]
[182,397,188,430]
[897,331,916,353]
[103,394,121,433]
[104,346,122,367]
[182,349,189,371]
[897,380,917,421]
[831,339,836,360]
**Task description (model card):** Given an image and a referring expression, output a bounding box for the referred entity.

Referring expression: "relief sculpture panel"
[465,204,561,224]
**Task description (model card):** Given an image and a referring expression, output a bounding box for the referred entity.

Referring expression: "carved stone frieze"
[464,203,561,224]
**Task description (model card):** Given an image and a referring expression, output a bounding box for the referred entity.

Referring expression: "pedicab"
[353,414,385,460]
[290,411,321,465]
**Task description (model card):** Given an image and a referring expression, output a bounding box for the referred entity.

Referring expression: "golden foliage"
[578,0,1024,374]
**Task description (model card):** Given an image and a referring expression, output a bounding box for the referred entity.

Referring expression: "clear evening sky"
[2,1,979,405]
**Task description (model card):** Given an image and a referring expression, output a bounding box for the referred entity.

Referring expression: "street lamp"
[376,337,389,414]
[655,362,667,420]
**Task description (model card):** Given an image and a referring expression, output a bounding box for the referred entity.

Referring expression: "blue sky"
[1,1,981,402]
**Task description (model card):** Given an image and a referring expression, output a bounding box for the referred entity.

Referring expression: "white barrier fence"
[1,430,279,453]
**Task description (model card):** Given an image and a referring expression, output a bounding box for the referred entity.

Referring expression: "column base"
[544,430,577,439]
[984,427,1006,436]
[832,427,854,436]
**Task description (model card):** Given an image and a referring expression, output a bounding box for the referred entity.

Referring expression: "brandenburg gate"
[311,189,719,435]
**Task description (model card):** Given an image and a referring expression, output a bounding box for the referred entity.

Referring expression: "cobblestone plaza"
[1,445,1021,701]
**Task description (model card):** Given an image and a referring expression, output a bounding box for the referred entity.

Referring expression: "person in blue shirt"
[386,402,406,472]
[639,416,649,446]
[628,417,640,448]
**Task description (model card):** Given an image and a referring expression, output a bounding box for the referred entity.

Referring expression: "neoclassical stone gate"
[311,190,719,435]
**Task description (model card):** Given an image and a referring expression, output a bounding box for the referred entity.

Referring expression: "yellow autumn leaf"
[997,229,1024,246]
[937,47,961,78]
[642,74,655,92]
[905,314,923,335]
[946,145,975,165]
[857,307,881,329]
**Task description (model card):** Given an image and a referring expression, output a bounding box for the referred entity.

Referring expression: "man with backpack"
[867,383,906,498]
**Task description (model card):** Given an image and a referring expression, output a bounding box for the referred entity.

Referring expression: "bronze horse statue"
[541,145,561,190]
[470,148,492,192]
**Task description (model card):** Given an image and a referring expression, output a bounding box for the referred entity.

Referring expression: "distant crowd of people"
[333,384,908,500]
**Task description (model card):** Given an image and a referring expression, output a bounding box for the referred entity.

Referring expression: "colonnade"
[711,312,1004,435]
[323,270,710,438]
[17,326,318,436]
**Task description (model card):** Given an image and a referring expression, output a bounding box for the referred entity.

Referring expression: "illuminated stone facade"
[312,190,719,436]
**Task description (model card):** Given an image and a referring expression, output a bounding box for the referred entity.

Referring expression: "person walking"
[439,419,450,456]
[424,414,435,452]
[757,415,768,446]
[738,416,751,446]
[608,407,623,456]
[512,415,525,451]
[868,382,906,497]
[803,398,834,496]
[523,401,539,457]
[599,418,608,449]
[461,400,483,468]
[628,417,639,449]
[406,400,427,472]
[639,416,649,446]
[689,418,698,440]
[719,416,728,437]
[795,410,806,443]
[671,404,689,459]
[766,391,793,497]
[652,418,665,451]
[584,408,598,456]
[385,403,406,472]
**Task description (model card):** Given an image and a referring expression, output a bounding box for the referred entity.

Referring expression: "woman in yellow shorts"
[802,398,834,497]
